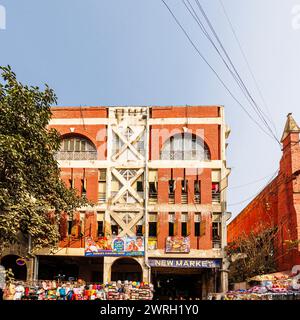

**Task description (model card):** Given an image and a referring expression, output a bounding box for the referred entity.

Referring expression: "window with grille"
[57,136,97,160]
[160,133,211,160]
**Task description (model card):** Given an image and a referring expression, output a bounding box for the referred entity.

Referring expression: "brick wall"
[228,127,300,271]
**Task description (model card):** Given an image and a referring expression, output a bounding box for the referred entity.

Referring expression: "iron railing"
[55,151,97,161]
[160,150,211,161]
[98,193,106,203]
[212,192,221,203]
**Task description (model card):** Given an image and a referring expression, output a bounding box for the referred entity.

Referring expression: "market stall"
[224,271,300,300]
[1,280,154,301]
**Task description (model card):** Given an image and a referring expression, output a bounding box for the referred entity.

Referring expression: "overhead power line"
[218,0,278,138]
[228,172,277,190]
[160,0,278,141]
[228,169,279,207]
[185,0,280,145]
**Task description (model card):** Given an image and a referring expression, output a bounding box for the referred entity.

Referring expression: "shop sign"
[85,236,144,257]
[148,258,221,269]
[165,236,190,253]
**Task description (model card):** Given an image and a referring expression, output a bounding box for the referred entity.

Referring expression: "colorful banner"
[149,258,221,269]
[165,236,190,253]
[85,236,144,257]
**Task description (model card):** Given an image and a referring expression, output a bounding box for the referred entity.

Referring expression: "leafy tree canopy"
[0,66,87,255]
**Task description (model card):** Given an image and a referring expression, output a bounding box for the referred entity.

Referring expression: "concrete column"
[220,271,228,293]
[103,256,112,283]
[26,258,35,281]
[34,256,39,281]
[220,258,229,293]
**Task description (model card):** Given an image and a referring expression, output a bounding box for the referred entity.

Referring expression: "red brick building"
[228,113,300,272]
[1,106,231,298]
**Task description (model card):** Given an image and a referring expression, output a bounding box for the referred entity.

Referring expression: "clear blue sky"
[1,0,300,220]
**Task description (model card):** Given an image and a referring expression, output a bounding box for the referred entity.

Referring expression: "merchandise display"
[1,280,154,301]
[224,272,300,300]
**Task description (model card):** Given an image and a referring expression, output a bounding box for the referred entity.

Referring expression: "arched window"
[56,135,97,160]
[160,133,211,161]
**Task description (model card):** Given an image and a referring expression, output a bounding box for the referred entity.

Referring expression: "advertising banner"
[85,236,144,257]
[165,236,190,253]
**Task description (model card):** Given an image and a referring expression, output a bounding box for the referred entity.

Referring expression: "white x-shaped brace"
[111,168,144,205]
[110,211,143,237]
[111,126,145,161]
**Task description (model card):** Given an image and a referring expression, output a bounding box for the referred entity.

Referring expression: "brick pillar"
[157,212,168,249]
[85,211,97,239]
[174,212,181,236]
[158,169,171,203]
[86,169,98,203]
[199,212,212,250]
[74,168,84,197]
[189,212,197,248]
[200,169,212,204]
[59,212,68,239]
[174,169,183,204]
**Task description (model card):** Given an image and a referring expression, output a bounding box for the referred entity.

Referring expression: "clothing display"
[2,280,154,301]
[224,273,300,300]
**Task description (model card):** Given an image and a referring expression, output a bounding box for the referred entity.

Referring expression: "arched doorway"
[1,255,27,280]
[111,258,142,282]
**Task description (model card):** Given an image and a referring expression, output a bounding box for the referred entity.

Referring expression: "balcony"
[98,192,106,203]
[194,193,201,204]
[55,151,97,161]
[149,192,158,204]
[181,193,188,204]
[168,192,175,204]
[212,192,221,203]
[160,150,211,161]
[213,239,222,249]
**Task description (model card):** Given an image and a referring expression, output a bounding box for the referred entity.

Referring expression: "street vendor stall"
[224,271,300,300]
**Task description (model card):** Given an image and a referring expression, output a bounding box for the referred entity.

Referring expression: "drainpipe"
[144,107,151,282]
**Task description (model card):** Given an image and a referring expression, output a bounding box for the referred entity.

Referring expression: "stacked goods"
[2,280,154,301]
[224,272,300,300]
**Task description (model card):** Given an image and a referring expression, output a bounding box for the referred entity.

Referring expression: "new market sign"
[85,236,144,257]
[148,258,221,269]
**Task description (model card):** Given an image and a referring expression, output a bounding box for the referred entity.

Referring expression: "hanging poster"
[85,236,144,256]
[165,236,190,253]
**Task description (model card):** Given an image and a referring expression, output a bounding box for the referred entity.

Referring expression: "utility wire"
[160,0,277,141]
[228,172,277,190]
[193,0,278,141]
[228,169,279,207]
[191,0,280,145]
[218,0,278,138]
[183,0,271,134]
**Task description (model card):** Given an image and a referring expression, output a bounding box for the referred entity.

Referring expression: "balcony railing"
[181,193,188,204]
[160,150,211,161]
[213,239,222,249]
[55,151,97,161]
[194,193,201,204]
[98,193,106,203]
[168,192,175,204]
[149,192,158,204]
[212,192,221,203]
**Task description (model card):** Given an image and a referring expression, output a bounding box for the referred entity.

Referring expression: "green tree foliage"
[0,66,87,254]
